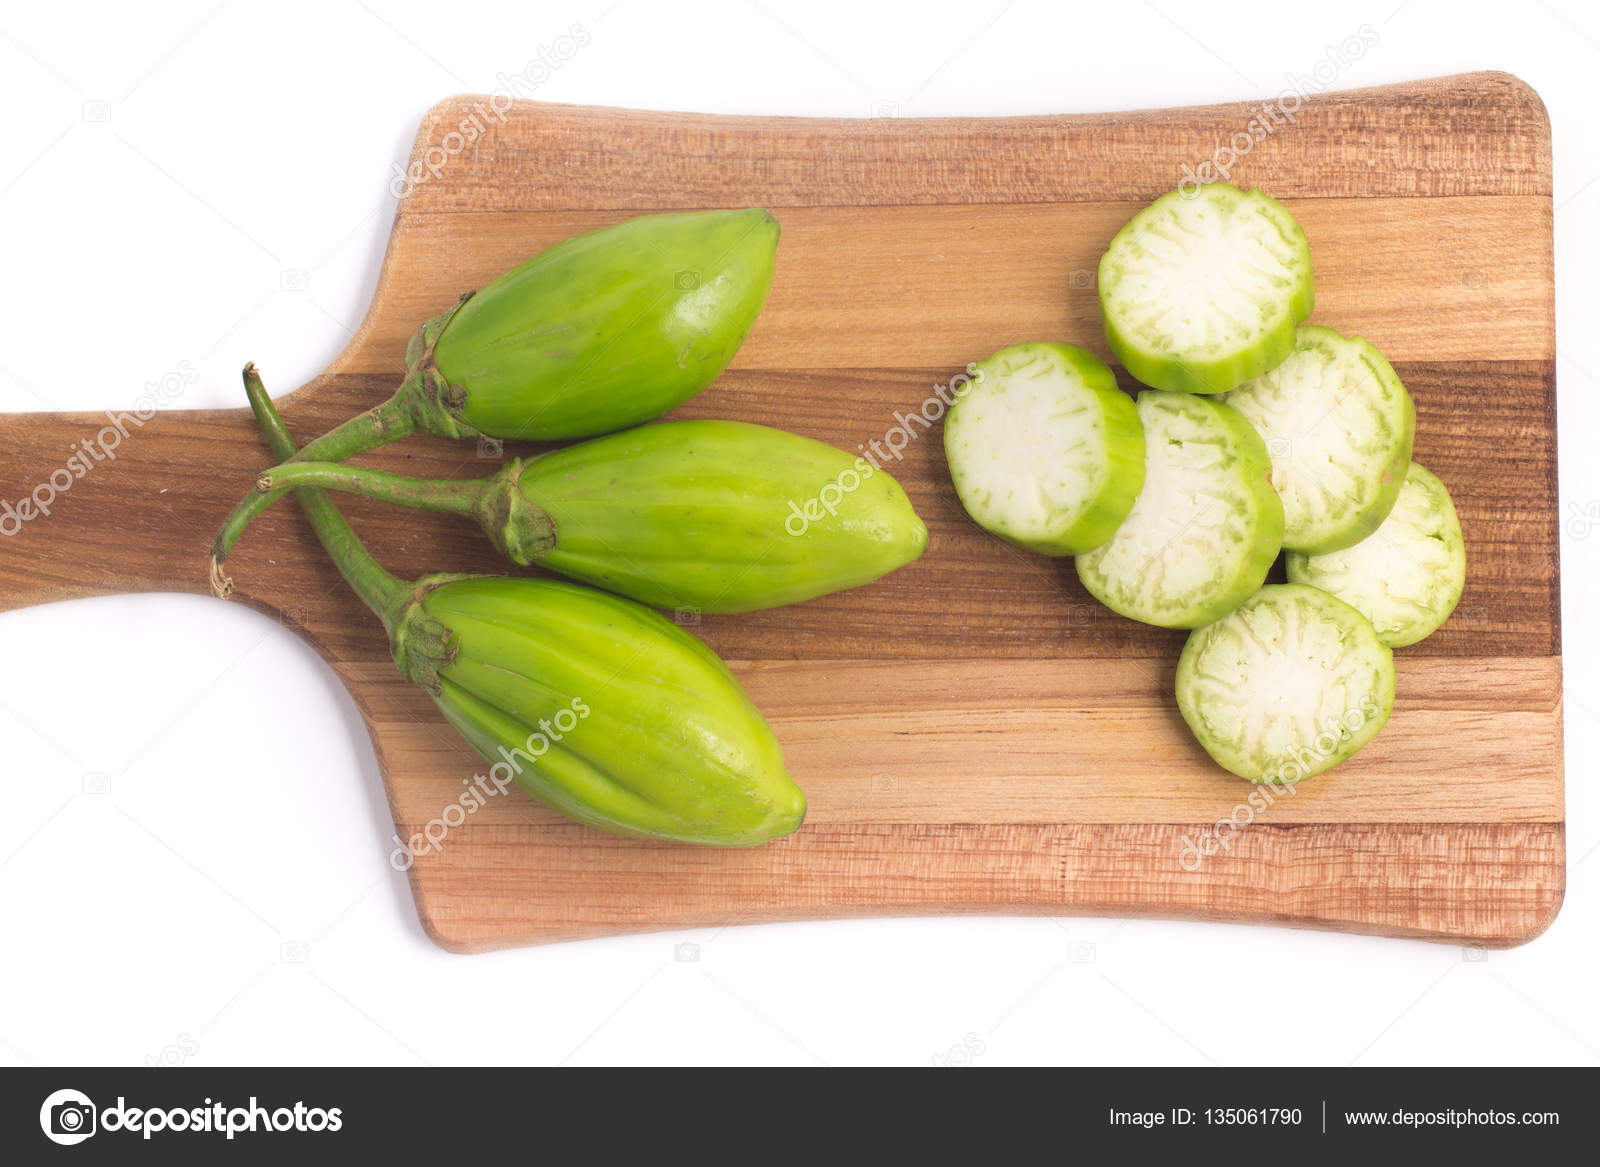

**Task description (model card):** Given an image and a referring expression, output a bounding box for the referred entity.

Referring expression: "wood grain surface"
[0,72,1562,950]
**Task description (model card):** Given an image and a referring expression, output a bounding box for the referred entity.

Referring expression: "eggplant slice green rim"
[945,342,1146,557]
[1176,583,1396,784]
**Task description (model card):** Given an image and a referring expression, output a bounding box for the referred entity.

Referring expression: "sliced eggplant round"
[944,343,1145,555]
[1076,390,1283,628]
[1287,461,1466,647]
[1222,325,1414,554]
[1097,184,1314,395]
[1176,583,1396,783]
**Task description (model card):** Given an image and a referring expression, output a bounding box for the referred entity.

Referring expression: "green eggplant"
[429,210,780,441]
[418,576,803,845]
[220,420,929,612]
[230,366,805,848]
[213,208,780,564]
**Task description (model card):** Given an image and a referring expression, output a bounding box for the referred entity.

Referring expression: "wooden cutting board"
[0,72,1561,950]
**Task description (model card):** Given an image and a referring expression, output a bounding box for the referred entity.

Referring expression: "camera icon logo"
[673,942,700,963]
[1068,269,1095,290]
[1067,941,1097,964]
[1567,501,1600,541]
[673,270,700,291]
[279,269,309,293]
[40,1088,97,1145]
[870,100,900,118]
[82,100,112,123]
[81,771,112,797]
[280,940,309,964]
[1265,437,1293,461]
[1461,945,1488,963]
[476,435,504,459]
[672,607,700,627]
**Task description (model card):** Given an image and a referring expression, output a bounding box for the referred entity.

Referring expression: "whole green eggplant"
[213,209,780,567]
[226,420,929,612]
[420,577,803,843]
[229,366,805,848]
[428,211,780,441]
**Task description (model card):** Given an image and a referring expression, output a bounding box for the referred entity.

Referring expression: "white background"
[0,0,1595,1067]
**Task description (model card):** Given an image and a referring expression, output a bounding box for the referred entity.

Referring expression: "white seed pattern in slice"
[1176,584,1395,783]
[945,343,1144,555]
[1076,391,1280,628]
[949,352,1099,530]
[1224,326,1413,554]
[1101,186,1306,357]
[1286,462,1465,648]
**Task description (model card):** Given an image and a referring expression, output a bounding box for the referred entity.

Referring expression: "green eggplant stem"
[218,461,488,571]
[212,291,481,571]
[253,461,485,518]
[221,365,410,627]
[209,392,416,573]
[222,366,459,691]
[216,457,554,569]
[280,394,417,463]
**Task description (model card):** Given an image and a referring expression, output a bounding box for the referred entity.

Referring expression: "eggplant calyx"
[387,582,463,693]
[398,291,480,439]
[476,459,557,565]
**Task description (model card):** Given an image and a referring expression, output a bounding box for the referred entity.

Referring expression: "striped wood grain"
[0,72,1562,949]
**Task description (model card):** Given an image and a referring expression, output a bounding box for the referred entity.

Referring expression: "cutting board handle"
[0,401,277,610]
